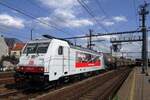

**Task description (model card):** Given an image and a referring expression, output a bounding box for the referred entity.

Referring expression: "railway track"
[0,72,14,85]
[0,70,106,99]
[0,68,132,100]
[35,68,132,100]
[78,69,130,100]
[0,87,33,100]
[0,83,44,100]
[0,71,14,78]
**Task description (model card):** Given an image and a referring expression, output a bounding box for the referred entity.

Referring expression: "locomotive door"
[63,46,69,74]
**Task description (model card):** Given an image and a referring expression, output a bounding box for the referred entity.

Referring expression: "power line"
[94,0,110,18]
[0,21,47,42]
[79,0,109,32]
[25,0,79,36]
[0,30,30,40]
[133,0,139,27]
[0,26,30,39]
[26,0,66,23]
[0,25,42,40]
[0,1,69,35]
[64,30,142,39]
[94,0,118,33]
[77,0,109,33]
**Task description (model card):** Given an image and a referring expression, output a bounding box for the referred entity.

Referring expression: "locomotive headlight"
[37,67,44,72]
[20,66,24,70]
[15,66,20,71]
[39,58,44,65]
[39,67,44,71]
[108,58,111,62]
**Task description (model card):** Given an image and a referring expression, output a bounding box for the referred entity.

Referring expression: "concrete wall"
[0,35,9,60]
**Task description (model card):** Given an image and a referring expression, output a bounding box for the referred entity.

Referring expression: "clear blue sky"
[0,0,149,57]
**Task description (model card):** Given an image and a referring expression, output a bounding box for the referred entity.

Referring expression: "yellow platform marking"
[129,70,136,100]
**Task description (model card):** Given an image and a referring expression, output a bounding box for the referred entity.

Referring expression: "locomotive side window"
[58,46,63,55]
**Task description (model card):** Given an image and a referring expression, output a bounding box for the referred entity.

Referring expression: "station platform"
[114,67,150,100]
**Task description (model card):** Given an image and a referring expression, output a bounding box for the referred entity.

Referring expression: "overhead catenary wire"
[26,0,66,23]
[130,0,140,40]
[0,26,30,39]
[93,0,118,39]
[0,0,81,45]
[0,0,110,42]
[0,23,43,40]
[77,0,109,33]
[0,22,45,41]
[25,0,80,37]
[0,30,30,40]
[64,29,145,39]
[133,0,139,27]
[78,0,109,32]
[25,0,67,28]
[94,0,110,19]
[0,1,70,35]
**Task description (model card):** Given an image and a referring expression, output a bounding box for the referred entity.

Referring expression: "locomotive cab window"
[58,46,63,55]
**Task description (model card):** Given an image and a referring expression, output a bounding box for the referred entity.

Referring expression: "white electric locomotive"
[15,38,105,83]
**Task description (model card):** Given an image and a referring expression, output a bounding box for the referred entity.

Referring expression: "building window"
[12,52,17,56]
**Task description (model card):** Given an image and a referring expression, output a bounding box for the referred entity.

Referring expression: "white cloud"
[54,9,75,19]
[39,0,79,9]
[120,43,142,58]
[36,17,51,28]
[36,16,93,28]
[95,44,110,53]
[91,35,118,42]
[90,16,115,27]
[121,43,141,52]
[0,14,24,29]
[37,1,128,29]
[67,19,93,27]
[102,21,115,26]
[113,16,127,22]
[95,16,127,27]
[37,0,93,28]
[101,35,118,40]
[53,9,93,27]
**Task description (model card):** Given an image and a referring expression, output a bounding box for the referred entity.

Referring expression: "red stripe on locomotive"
[76,60,101,68]
[75,51,101,68]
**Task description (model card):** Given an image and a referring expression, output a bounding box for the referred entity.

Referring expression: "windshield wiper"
[36,50,39,56]
[26,48,29,56]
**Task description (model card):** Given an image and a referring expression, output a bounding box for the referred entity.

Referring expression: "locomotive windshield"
[23,42,49,54]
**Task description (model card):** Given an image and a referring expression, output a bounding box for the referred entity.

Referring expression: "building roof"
[11,43,25,51]
[4,38,23,49]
